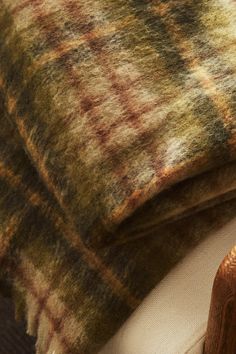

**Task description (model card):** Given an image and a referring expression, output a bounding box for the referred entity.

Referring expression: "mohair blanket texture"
[0,295,36,354]
[0,0,236,353]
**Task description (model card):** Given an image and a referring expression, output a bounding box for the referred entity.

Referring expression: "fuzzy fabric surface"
[0,0,236,353]
[0,295,35,354]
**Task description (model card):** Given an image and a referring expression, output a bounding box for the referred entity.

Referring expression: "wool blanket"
[0,0,236,353]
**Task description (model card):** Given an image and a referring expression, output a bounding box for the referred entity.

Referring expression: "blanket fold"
[0,0,235,353]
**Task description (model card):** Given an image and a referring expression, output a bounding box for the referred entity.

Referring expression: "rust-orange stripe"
[152,3,235,147]
[0,212,24,260]
[0,159,140,309]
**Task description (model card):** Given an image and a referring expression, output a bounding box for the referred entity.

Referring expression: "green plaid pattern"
[0,0,235,352]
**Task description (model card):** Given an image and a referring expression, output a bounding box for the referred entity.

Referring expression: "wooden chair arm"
[204,246,236,354]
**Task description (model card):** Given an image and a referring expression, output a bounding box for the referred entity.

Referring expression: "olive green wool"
[0,0,235,353]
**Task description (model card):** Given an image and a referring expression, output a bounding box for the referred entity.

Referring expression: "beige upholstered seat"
[100,218,236,354]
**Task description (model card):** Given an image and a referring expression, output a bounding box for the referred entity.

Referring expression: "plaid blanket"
[0,0,236,353]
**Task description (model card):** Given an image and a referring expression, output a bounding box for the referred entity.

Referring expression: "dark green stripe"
[130,0,230,159]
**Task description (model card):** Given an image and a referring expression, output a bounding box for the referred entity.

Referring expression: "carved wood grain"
[204,246,236,354]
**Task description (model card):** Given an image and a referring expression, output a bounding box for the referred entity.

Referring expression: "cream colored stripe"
[19,254,86,351]
[34,14,137,69]
[16,256,71,353]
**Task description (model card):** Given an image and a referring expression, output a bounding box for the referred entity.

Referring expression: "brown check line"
[64,1,236,219]
[20,253,83,354]
[63,0,153,130]
[12,0,234,78]
[27,1,136,211]
[5,1,234,235]
[35,40,236,114]
[12,0,143,125]
[11,0,235,145]
[43,313,67,354]
[10,3,236,100]
[12,0,236,135]
[62,0,170,202]
[43,307,69,354]
[6,0,232,243]
[34,0,165,161]
[0,158,140,309]
[28,0,170,220]
[29,1,145,163]
[34,14,138,68]
[106,1,236,222]
[62,2,169,230]
[11,0,137,77]
[31,36,236,145]
[7,2,236,231]
[31,265,82,354]
[0,161,135,350]
[14,260,72,354]
[59,1,161,143]
[152,4,235,140]
[0,8,140,308]
[9,0,165,130]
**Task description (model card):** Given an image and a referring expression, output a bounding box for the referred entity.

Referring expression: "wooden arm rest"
[204,246,236,354]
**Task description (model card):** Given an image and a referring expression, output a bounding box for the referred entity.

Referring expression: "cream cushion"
[100,218,236,354]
